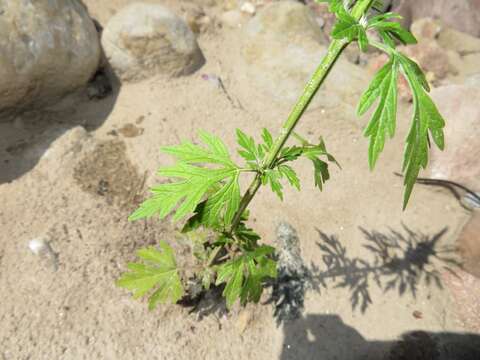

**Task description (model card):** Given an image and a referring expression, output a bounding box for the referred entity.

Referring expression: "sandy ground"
[1,1,479,359]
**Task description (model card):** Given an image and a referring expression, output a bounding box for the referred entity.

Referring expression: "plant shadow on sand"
[281,314,480,360]
[270,224,461,325]
[311,225,460,313]
[276,225,480,359]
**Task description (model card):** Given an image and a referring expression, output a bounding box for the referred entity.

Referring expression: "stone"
[399,41,457,82]
[0,0,101,118]
[457,212,480,278]
[393,0,480,37]
[240,2,256,15]
[437,27,480,55]
[271,222,310,323]
[442,267,480,332]
[410,17,443,42]
[239,1,367,109]
[28,237,58,271]
[101,3,205,82]
[245,0,327,45]
[428,84,480,191]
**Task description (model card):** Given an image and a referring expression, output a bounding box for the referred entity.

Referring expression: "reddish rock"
[398,41,457,83]
[410,17,443,41]
[442,268,480,332]
[457,212,480,278]
[393,0,480,37]
[428,84,480,191]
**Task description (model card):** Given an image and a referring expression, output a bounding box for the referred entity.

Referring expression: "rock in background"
[428,81,480,191]
[393,0,480,37]
[101,3,205,82]
[239,0,368,109]
[0,0,101,118]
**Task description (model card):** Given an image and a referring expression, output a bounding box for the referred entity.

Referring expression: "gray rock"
[393,0,480,37]
[437,27,480,55]
[0,0,101,118]
[428,84,480,191]
[101,3,205,82]
[272,222,310,323]
[240,0,368,109]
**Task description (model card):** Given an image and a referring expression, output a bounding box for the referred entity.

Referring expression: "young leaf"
[332,11,359,42]
[215,246,277,309]
[357,27,369,52]
[117,242,184,309]
[236,129,258,162]
[368,18,417,46]
[370,21,417,45]
[129,131,241,227]
[358,58,399,169]
[261,128,274,150]
[263,169,284,200]
[278,165,300,190]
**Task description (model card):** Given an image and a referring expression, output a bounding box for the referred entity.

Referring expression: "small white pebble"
[240,2,256,15]
[29,238,47,255]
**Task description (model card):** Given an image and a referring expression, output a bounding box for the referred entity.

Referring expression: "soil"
[0,1,479,359]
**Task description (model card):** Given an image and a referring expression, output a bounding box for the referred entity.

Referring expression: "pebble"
[29,238,48,255]
[240,2,256,15]
[28,237,58,271]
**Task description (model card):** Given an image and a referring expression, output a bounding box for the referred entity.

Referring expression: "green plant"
[117,0,446,310]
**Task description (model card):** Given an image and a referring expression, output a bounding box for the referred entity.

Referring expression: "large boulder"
[0,0,101,118]
[239,0,368,109]
[393,0,480,37]
[101,3,205,82]
[428,83,480,191]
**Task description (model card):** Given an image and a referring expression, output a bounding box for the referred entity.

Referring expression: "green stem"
[229,0,375,234]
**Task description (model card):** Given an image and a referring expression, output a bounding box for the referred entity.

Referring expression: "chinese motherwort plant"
[117,0,446,310]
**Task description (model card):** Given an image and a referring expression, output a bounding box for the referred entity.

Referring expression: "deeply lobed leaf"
[117,242,184,309]
[358,46,446,207]
[215,246,277,309]
[130,131,241,227]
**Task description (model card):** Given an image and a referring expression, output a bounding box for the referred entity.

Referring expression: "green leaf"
[369,19,417,46]
[237,128,275,165]
[358,48,446,208]
[117,242,184,309]
[261,128,274,150]
[308,155,330,190]
[357,27,369,52]
[368,12,403,24]
[161,130,234,167]
[359,58,399,169]
[371,21,417,45]
[215,246,277,309]
[332,12,362,42]
[399,57,445,208]
[236,129,258,162]
[263,169,284,200]
[278,165,300,190]
[129,131,241,227]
